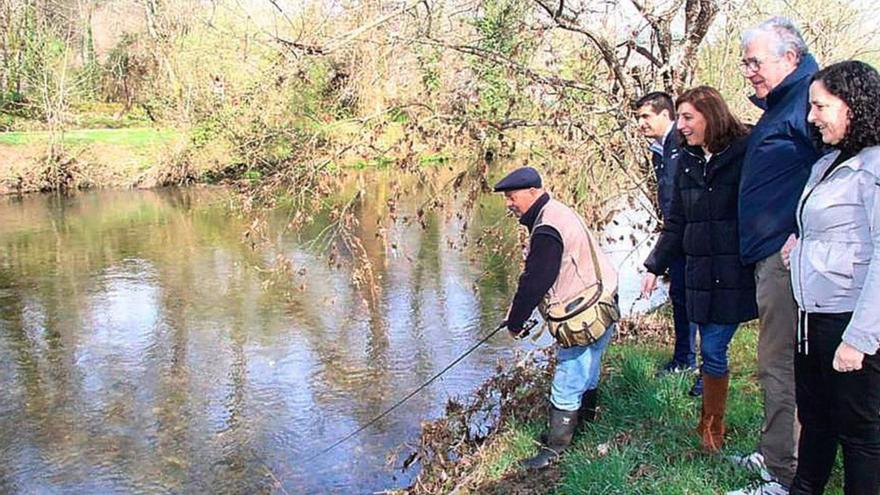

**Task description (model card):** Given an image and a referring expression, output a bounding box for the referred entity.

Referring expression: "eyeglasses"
[740,56,779,74]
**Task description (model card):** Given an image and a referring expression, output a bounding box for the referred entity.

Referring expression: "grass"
[0,128,177,148]
[456,321,848,495]
[552,338,759,495]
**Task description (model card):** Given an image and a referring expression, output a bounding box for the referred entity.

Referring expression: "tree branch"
[414,36,598,93]
[532,0,631,99]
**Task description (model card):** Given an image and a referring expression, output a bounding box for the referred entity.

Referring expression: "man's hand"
[833,341,865,373]
[781,233,797,270]
[641,273,658,299]
[500,319,538,340]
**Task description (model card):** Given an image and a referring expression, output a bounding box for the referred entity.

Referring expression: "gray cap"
[493,167,542,192]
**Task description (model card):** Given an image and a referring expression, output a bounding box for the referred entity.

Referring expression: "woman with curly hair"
[784,60,880,494]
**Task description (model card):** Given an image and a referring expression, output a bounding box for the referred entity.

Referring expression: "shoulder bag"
[539,225,620,348]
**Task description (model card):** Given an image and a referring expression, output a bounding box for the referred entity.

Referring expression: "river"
[0,170,661,494]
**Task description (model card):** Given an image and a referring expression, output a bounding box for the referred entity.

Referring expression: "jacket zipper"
[796,169,823,355]
[795,152,847,354]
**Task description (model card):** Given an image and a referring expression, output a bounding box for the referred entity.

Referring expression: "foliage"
[469,0,536,124]
[2,0,877,203]
[100,33,155,115]
[396,347,555,494]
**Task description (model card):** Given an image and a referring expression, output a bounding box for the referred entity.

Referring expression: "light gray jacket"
[791,146,880,355]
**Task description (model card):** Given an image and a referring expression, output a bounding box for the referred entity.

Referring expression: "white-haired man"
[728,17,821,495]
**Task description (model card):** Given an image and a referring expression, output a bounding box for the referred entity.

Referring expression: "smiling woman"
[642,85,755,454]
[788,60,880,495]
[806,83,849,145]
[675,102,707,148]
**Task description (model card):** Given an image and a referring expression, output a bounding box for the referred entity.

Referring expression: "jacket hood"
[749,53,819,111]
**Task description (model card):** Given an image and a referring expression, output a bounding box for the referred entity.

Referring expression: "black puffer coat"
[644,136,758,324]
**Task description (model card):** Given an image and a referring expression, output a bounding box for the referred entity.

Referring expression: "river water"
[0,171,660,494]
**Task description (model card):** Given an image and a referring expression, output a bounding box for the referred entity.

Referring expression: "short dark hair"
[675,86,748,153]
[811,60,880,155]
[634,91,675,119]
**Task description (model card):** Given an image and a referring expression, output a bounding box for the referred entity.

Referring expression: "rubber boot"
[540,389,598,443]
[578,388,599,424]
[521,406,578,470]
[698,373,729,452]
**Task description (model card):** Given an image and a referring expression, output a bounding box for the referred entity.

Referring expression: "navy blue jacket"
[739,54,820,265]
[645,137,758,324]
[652,128,682,220]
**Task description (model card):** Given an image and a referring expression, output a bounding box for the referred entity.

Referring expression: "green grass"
[419,153,450,166]
[0,128,177,148]
[473,322,847,494]
[550,338,759,494]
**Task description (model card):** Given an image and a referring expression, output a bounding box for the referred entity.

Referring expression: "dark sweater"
[646,138,758,324]
[506,193,562,331]
[652,128,682,220]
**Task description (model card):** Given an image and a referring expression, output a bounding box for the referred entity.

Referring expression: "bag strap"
[575,212,604,296]
[536,200,605,295]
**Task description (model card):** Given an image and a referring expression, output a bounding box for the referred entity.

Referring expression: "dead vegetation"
[391,347,555,494]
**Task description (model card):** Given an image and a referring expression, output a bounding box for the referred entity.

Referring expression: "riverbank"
[397,313,846,495]
[0,124,458,195]
[0,128,183,194]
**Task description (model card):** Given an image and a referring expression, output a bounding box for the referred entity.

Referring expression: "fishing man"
[496,166,619,469]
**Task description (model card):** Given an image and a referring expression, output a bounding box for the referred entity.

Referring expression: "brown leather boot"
[698,373,729,452]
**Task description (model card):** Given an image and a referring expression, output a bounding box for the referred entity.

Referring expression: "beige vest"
[531,198,618,306]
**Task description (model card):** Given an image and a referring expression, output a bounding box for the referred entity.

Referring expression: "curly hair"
[811,61,880,155]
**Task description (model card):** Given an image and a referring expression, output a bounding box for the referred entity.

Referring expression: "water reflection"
[0,172,661,494]
[0,175,524,494]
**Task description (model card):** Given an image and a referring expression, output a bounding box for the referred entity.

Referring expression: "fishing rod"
[302,318,540,464]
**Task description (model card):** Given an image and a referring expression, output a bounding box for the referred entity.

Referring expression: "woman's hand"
[641,273,658,299]
[833,341,865,373]
[781,233,798,270]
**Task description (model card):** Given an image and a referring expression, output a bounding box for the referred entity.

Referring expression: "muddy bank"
[392,311,677,495]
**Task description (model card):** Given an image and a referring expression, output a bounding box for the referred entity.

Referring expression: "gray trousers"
[755,252,800,486]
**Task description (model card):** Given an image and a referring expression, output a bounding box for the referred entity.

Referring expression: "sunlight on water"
[0,177,655,494]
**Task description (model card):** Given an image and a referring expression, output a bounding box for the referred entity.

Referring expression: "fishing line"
[302,318,538,463]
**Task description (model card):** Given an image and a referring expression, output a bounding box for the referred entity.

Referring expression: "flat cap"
[493,166,542,192]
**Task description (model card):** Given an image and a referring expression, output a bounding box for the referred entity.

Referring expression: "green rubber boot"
[521,406,578,470]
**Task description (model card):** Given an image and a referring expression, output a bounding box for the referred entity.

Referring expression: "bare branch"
[324,0,424,53]
[533,0,631,99]
[622,40,663,68]
[413,36,598,93]
[676,0,719,89]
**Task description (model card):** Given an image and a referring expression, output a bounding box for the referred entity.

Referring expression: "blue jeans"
[551,324,614,411]
[669,256,697,367]
[699,322,738,378]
